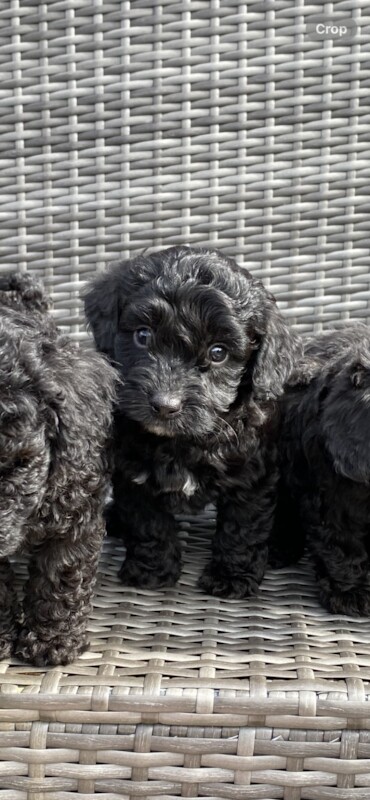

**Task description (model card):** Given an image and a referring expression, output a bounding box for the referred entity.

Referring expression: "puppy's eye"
[134,327,152,348]
[208,344,228,363]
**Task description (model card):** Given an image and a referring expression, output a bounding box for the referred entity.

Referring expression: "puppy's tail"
[0,273,49,314]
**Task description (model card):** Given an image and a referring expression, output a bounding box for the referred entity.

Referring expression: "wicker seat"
[1,2,370,798]
[3,514,370,798]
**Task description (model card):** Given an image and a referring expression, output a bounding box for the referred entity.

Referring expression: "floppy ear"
[251,288,301,400]
[84,253,162,357]
[325,432,370,483]
[322,409,370,483]
[84,268,121,358]
[321,363,370,483]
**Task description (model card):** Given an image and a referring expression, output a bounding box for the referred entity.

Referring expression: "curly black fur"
[272,324,370,616]
[85,246,300,598]
[0,273,116,665]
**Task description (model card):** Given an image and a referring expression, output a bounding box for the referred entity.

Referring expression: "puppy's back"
[304,323,370,362]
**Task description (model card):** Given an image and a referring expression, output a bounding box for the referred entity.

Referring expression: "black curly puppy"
[0,273,115,665]
[85,246,300,598]
[273,324,370,616]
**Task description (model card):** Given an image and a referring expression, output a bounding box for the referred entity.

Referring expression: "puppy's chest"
[127,447,219,509]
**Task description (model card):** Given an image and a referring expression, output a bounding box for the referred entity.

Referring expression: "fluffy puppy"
[273,324,370,615]
[0,273,116,665]
[85,246,300,598]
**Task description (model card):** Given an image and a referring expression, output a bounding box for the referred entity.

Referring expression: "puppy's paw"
[0,596,22,661]
[0,620,21,661]
[318,579,370,617]
[119,557,181,590]
[199,564,260,599]
[0,635,16,661]
[15,629,89,666]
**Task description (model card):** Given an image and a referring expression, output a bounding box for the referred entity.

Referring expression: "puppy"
[273,324,370,615]
[85,246,300,598]
[0,273,116,665]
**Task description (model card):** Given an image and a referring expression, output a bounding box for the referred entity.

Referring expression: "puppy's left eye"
[208,344,228,363]
[134,327,152,348]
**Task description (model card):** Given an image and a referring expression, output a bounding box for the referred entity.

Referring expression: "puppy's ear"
[322,414,370,483]
[84,269,121,358]
[251,287,301,400]
[320,364,370,482]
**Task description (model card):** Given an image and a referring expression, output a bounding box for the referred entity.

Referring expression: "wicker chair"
[1,2,370,798]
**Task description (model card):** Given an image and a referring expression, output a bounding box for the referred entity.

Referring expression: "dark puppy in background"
[0,274,116,665]
[273,324,370,616]
[85,246,300,598]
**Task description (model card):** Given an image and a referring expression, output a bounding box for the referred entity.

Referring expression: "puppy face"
[114,276,257,438]
[85,246,298,439]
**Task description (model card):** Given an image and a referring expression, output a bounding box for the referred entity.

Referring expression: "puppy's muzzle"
[150,391,183,419]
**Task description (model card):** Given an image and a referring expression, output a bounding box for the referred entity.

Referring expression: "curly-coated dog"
[272,324,370,616]
[85,245,300,599]
[0,273,115,665]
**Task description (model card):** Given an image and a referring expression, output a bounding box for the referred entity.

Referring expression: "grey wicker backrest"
[1,1,369,339]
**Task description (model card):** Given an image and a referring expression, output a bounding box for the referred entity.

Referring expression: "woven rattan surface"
[1,1,370,797]
[1,512,370,799]
[1,0,369,337]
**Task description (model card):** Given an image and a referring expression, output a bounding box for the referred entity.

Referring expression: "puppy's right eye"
[134,327,152,348]
[208,344,228,363]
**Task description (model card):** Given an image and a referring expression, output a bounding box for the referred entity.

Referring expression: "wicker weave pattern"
[1,514,370,798]
[1,2,370,797]
[1,0,369,336]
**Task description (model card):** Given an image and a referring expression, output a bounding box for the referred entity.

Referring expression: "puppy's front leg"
[308,525,370,616]
[16,524,104,667]
[199,470,277,599]
[111,484,182,589]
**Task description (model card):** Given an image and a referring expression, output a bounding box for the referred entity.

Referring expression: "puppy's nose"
[150,392,182,418]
